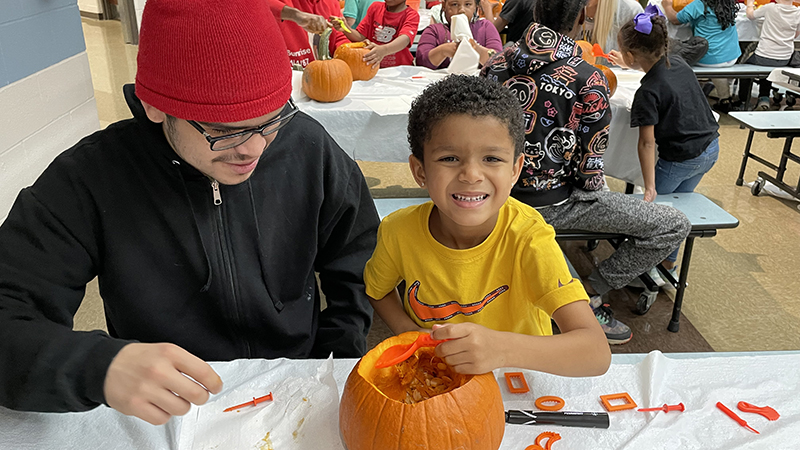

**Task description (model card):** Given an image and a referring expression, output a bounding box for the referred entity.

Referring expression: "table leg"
[668,237,695,333]
[736,129,755,186]
[775,137,794,184]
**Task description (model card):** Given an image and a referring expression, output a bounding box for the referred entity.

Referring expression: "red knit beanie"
[135,0,292,123]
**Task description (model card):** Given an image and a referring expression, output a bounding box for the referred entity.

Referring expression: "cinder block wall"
[0,0,100,222]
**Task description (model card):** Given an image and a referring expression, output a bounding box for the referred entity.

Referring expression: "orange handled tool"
[223,392,273,412]
[638,402,685,413]
[374,334,449,368]
[716,402,759,434]
[738,401,780,421]
[592,43,611,59]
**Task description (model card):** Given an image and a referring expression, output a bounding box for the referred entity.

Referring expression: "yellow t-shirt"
[364,197,588,336]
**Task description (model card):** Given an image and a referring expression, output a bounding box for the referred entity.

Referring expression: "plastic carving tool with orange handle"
[592,43,612,59]
[716,402,760,434]
[737,401,780,421]
[638,402,685,413]
[223,392,273,412]
[374,333,449,368]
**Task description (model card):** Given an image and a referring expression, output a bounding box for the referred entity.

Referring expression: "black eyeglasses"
[187,98,298,151]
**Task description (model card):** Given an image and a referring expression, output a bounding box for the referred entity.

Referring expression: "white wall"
[0,53,100,222]
[77,0,103,15]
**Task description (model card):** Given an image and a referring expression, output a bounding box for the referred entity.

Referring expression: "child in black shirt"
[618,11,719,271]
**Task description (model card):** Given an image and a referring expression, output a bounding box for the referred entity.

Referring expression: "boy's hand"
[328,15,346,33]
[430,323,505,374]
[363,41,388,68]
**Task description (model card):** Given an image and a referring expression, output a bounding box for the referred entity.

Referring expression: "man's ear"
[408,154,428,188]
[141,100,167,124]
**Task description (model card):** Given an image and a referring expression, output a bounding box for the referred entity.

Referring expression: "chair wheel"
[586,239,599,252]
[634,289,658,315]
[751,177,764,196]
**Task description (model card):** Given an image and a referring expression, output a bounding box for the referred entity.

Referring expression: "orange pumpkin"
[672,0,692,11]
[302,29,353,102]
[334,42,379,81]
[575,40,596,65]
[339,332,506,450]
[594,64,617,97]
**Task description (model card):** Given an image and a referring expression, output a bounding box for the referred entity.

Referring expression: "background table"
[1,351,798,449]
[293,65,649,185]
[649,0,800,43]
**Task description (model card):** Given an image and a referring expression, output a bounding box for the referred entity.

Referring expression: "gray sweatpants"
[536,189,691,295]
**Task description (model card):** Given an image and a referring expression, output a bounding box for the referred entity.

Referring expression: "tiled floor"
[74,18,800,353]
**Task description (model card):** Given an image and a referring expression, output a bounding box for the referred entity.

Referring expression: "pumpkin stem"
[319,28,332,61]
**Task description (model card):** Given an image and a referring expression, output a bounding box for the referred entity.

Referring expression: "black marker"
[505,410,610,429]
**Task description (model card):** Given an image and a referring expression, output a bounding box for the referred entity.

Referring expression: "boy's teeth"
[453,194,488,202]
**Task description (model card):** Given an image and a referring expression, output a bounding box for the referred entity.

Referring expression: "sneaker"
[755,96,770,111]
[626,267,665,289]
[713,98,734,114]
[662,266,679,292]
[590,298,633,345]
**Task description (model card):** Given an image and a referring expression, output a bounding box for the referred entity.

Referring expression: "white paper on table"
[449,13,473,43]
[362,95,414,116]
[178,356,343,450]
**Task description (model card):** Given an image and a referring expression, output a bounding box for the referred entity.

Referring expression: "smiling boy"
[363,75,610,377]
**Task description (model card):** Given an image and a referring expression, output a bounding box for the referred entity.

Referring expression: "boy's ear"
[511,153,524,184]
[140,100,167,124]
[408,154,428,188]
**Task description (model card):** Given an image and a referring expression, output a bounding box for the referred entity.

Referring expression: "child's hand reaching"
[607,50,628,69]
[644,186,657,202]
[328,15,347,33]
[364,41,388,68]
[430,323,506,374]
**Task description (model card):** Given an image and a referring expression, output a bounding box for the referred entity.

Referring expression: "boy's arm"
[431,301,610,377]
[637,125,657,202]
[370,289,426,335]
[573,72,611,191]
[745,0,756,20]
[363,35,412,67]
[331,18,368,41]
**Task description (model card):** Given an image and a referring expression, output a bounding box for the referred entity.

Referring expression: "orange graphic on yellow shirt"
[407,281,509,322]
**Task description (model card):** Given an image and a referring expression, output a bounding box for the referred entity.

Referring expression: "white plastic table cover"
[1,351,799,449]
[294,65,648,184]
[768,67,800,95]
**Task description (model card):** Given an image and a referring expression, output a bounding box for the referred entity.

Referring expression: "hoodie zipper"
[211,179,222,206]
[209,179,252,357]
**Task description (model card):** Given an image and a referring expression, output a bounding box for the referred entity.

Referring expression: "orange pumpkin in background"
[334,42,379,81]
[575,40,596,65]
[672,0,693,11]
[339,332,506,450]
[302,29,353,102]
[594,64,617,97]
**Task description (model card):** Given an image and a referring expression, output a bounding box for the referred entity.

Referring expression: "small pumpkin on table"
[302,28,353,103]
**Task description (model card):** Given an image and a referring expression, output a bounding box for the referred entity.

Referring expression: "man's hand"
[430,323,505,374]
[364,41,388,68]
[104,343,223,425]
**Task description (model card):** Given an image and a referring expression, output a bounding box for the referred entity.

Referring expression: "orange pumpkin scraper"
[592,43,611,59]
[716,402,759,434]
[374,333,449,368]
[738,401,780,421]
[223,392,273,412]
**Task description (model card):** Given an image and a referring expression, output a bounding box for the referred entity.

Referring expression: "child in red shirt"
[331,0,420,67]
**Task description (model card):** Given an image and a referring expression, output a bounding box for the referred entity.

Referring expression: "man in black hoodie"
[0,0,378,425]
[482,0,691,345]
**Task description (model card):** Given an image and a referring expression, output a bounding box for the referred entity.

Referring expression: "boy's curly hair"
[618,15,671,67]
[407,75,524,162]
